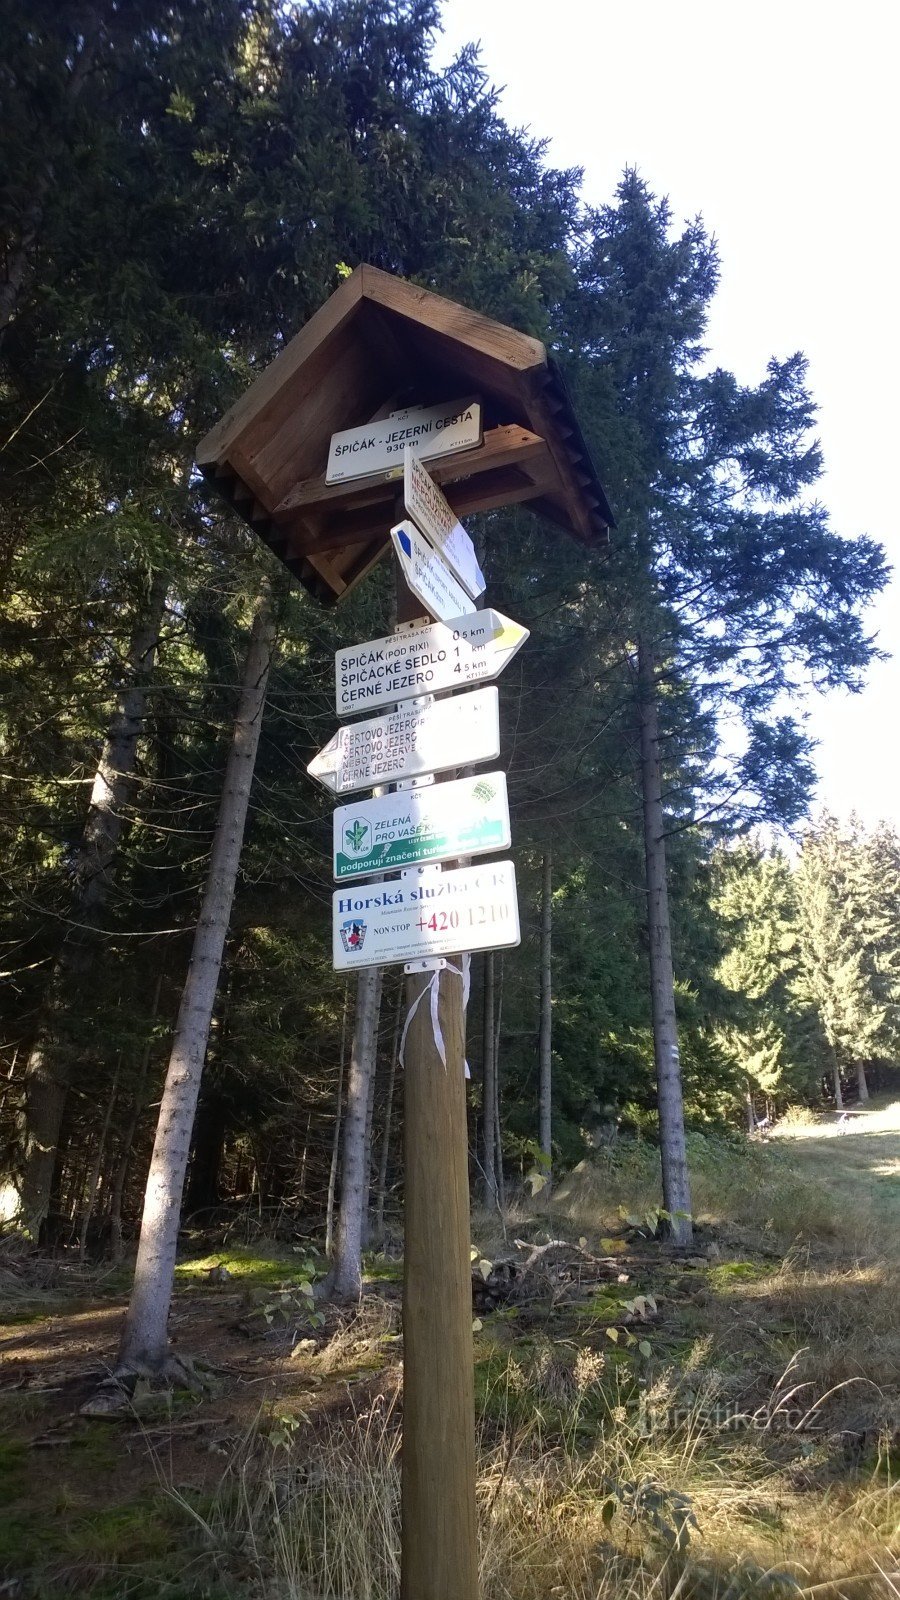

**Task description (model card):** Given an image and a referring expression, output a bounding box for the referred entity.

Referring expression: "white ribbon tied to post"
[398,953,471,1076]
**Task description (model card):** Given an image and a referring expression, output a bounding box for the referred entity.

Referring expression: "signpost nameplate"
[333,771,510,880]
[333,859,521,971]
[403,450,485,599]
[335,609,529,717]
[325,396,482,485]
[308,686,500,795]
[390,520,472,623]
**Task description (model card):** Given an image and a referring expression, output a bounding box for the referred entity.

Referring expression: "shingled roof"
[196,265,613,605]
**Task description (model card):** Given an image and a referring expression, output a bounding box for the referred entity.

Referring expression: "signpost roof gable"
[197,265,614,605]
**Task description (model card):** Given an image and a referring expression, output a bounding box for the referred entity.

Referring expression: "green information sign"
[332,772,510,881]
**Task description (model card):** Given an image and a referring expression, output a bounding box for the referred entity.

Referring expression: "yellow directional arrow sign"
[335,609,530,718]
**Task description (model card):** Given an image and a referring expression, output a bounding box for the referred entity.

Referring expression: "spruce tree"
[561,175,887,1235]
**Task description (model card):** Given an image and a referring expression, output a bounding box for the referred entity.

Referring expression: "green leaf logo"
[345,819,370,855]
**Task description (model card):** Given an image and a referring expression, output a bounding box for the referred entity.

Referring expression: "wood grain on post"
[396,550,479,1599]
[401,963,479,1600]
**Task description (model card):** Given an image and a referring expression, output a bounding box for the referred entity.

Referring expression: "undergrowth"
[550,1129,876,1252]
[169,1364,899,1600]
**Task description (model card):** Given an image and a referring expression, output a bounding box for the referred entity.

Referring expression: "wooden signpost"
[196,265,612,1600]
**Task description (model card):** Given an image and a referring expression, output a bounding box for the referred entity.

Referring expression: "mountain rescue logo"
[340,918,368,954]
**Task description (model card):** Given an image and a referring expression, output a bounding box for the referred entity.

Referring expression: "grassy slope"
[0,1102,897,1598]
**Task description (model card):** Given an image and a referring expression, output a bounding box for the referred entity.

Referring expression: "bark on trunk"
[494,956,505,1213]
[481,952,497,1207]
[638,636,692,1246]
[538,851,553,1174]
[361,1020,380,1248]
[746,1084,756,1134]
[18,571,169,1237]
[374,980,402,1241]
[856,1060,869,1103]
[117,580,279,1372]
[325,984,350,1259]
[832,1054,844,1111]
[326,966,384,1299]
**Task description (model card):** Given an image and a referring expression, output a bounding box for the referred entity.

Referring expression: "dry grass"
[314,1294,401,1376]
[172,1368,898,1600]
[170,1100,900,1598]
[548,1134,853,1249]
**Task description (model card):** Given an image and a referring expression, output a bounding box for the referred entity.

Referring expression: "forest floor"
[1,1098,898,1599]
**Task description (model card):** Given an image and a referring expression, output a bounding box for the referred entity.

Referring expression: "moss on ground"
[174,1242,317,1286]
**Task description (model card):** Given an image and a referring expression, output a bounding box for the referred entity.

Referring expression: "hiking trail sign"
[196,266,613,1600]
[307,686,500,795]
[335,610,529,716]
[333,771,510,880]
[325,396,482,485]
[332,859,521,971]
[390,520,472,623]
[403,449,485,599]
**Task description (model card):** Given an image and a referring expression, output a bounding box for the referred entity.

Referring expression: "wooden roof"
[196,265,614,605]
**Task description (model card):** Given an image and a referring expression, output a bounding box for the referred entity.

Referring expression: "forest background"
[1,0,898,1270]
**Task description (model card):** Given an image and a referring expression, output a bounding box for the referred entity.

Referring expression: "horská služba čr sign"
[333,860,521,971]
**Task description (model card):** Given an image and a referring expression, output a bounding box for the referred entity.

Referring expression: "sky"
[434,0,899,830]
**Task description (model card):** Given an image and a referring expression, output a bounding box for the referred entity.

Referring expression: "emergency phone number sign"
[332,860,521,971]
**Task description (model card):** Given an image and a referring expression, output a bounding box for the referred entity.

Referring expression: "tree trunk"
[494,956,505,1212]
[297,1114,313,1205]
[18,571,169,1237]
[326,965,384,1300]
[481,952,497,1207]
[183,1092,227,1218]
[538,850,553,1175]
[361,1014,380,1248]
[832,1053,844,1111]
[638,635,692,1246]
[109,972,162,1264]
[325,983,350,1259]
[78,1066,119,1262]
[374,979,402,1241]
[117,579,279,1372]
[746,1083,756,1133]
[856,1060,869,1103]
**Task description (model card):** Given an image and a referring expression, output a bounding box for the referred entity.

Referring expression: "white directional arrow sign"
[308,686,500,795]
[404,449,485,599]
[390,520,471,623]
[335,609,530,717]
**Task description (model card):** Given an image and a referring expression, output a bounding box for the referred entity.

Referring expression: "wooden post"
[402,965,479,1600]
[396,555,480,1600]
